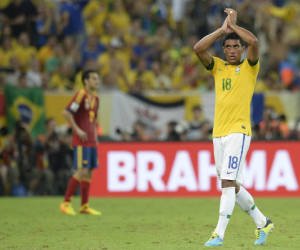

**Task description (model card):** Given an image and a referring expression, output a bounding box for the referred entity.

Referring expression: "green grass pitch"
[0,197,299,250]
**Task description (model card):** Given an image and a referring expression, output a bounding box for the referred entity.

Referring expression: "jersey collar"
[225,59,244,66]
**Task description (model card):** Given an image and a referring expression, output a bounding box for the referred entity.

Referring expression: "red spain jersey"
[66,88,99,147]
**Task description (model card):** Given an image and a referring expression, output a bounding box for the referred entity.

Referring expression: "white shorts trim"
[213,133,251,184]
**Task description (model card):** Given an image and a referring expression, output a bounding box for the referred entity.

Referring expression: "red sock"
[80,180,90,206]
[64,176,79,202]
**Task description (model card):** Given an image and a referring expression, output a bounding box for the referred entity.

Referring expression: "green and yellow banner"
[4,85,45,138]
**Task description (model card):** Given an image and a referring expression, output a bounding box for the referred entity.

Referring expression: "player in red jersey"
[60,70,101,215]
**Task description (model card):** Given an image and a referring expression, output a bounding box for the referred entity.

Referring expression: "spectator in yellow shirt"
[99,19,117,46]
[4,57,21,86]
[83,0,107,36]
[62,36,81,69]
[130,59,156,91]
[108,0,131,35]
[151,61,172,91]
[48,62,74,91]
[38,35,56,69]
[1,24,19,49]
[0,37,17,68]
[15,32,37,71]
[98,38,131,91]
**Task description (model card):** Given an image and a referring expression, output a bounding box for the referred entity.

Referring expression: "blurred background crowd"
[0,0,300,196]
[0,0,300,92]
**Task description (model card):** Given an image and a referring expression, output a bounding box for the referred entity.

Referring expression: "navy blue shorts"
[73,146,98,169]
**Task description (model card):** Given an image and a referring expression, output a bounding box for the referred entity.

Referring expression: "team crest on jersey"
[70,102,80,112]
[235,67,240,72]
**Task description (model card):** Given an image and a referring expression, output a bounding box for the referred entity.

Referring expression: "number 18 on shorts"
[213,133,251,184]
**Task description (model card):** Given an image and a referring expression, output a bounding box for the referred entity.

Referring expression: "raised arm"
[225,8,259,63]
[193,17,233,68]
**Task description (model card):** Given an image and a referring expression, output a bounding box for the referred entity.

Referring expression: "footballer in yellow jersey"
[194,8,273,247]
[209,55,259,137]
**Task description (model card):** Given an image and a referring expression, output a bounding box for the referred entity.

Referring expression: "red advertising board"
[90,142,300,197]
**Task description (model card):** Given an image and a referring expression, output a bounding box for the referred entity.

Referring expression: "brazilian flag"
[4,85,45,138]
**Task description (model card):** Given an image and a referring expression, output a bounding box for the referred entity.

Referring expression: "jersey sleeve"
[66,89,86,114]
[209,56,224,76]
[246,58,260,77]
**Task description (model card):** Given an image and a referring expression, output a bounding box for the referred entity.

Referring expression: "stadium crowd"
[0,0,300,196]
[0,0,299,92]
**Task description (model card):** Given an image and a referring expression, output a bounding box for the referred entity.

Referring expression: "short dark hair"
[81,70,98,85]
[192,104,202,112]
[222,33,245,46]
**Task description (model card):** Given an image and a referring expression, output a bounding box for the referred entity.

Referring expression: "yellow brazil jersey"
[83,0,107,36]
[209,56,259,137]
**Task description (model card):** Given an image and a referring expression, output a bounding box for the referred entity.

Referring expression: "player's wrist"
[75,127,82,133]
[229,23,238,30]
[217,28,226,36]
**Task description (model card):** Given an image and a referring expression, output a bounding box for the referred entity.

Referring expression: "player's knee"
[75,168,90,180]
[221,179,236,188]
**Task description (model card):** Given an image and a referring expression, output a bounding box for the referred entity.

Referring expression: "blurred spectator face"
[10,57,20,70]
[161,51,170,64]
[138,33,147,46]
[131,19,142,32]
[132,120,148,140]
[19,32,30,47]
[133,0,148,16]
[157,25,169,36]
[183,54,192,65]
[3,37,12,50]
[38,3,46,16]
[263,107,274,121]
[63,36,73,50]
[137,59,147,72]
[192,105,202,120]
[31,58,41,72]
[41,73,50,89]
[38,4,53,21]
[114,0,124,12]
[265,76,275,89]
[53,44,64,58]
[84,59,98,71]
[103,19,114,34]
[135,121,144,132]
[60,63,73,78]
[167,121,177,133]
[18,74,27,88]
[46,118,56,132]
[223,39,244,65]
[132,78,143,93]
[30,58,41,72]
[48,36,57,47]
[152,61,160,74]
[87,34,99,49]
[13,0,22,6]
[2,25,12,37]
